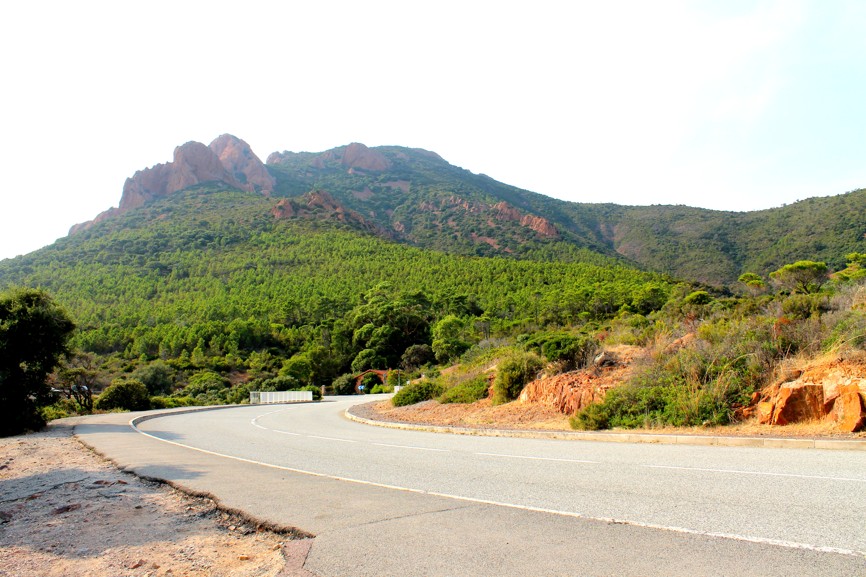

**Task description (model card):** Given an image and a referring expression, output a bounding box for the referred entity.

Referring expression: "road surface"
[78,396,866,576]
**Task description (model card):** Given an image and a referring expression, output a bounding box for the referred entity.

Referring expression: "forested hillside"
[264,143,866,285]
[0,185,671,403]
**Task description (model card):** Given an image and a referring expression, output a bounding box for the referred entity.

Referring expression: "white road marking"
[306,434,357,443]
[129,414,865,559]
[643,464,866,483]
[372,442,450,452]
[476,452,597,464]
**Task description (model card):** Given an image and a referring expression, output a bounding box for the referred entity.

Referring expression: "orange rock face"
[755,361,866,432]
[209,134,275,194]
[518,346,640,414]
[830,385,866,432]
[771,384,824,425]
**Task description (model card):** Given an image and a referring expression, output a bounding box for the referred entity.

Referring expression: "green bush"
[540,334,598,370]
[225,384,253,404]
[386,370,406,389]
[781,294,829,320]
[132,361,175,395]
[331,374,356,395]
[40,398,80,421]
[150,395,197,409]
[181,370,231,405]
[492,352,544,405]
[369,384,394,394]
[257,375,299,392]
[521,332,598,371]
[95,379,151,411]
[683,290,713,306]
[359,373,380,392]
[298,384,323,401]
[392,380,445,407]
[439,375,489,404]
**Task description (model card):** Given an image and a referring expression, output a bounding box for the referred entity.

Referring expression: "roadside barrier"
[249,390,313,404]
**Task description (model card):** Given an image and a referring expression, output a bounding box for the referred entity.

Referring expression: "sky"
[2,0,865,260]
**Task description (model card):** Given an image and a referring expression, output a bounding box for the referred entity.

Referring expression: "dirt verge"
[0,424,313,577]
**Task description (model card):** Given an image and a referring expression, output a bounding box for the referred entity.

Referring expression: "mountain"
[45,136,866,286]
[264,141,866,284]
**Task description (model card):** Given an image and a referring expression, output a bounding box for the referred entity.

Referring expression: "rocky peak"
[340,143,391,171]
[119,141,233,211]
[72,135,275,233]
[209,134,275,194]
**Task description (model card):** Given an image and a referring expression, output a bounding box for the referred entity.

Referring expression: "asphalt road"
[79,397,866,576]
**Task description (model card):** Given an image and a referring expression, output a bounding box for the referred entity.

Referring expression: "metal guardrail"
[249,390,314,404]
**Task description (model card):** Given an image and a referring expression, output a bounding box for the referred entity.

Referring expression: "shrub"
[781,294,829,320]
[392,380,445,407]
[298,384,323,401]
[369,384,394,394]
[439,375,489,404]
[132,361,175,395]
[40,398,80,421]
[683,290,713,306]
[492,352,544,405]
[359,373,380,392]
[386,369,406,389]
[257,375,300,392]
[150,396,196,409]
[225,384,253,405]
[540,334,598,370]
[95,379,151,411]
[332,374,356,395]
[181,370,231,405]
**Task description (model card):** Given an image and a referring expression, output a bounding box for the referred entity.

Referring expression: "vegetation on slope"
[0,185,672,418]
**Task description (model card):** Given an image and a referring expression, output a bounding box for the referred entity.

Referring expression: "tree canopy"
[0,288,75,435]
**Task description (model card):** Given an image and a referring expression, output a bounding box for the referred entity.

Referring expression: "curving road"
[81,396,866,576]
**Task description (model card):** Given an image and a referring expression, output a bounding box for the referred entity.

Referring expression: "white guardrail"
[249,390,313,404]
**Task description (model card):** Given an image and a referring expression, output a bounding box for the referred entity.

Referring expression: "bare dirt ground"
[0,424,314,577]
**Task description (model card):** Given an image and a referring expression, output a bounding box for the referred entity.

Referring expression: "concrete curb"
[344,406,866,451]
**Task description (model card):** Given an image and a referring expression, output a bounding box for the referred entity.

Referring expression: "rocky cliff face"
[209,134,276,194]
[71,135,273,234]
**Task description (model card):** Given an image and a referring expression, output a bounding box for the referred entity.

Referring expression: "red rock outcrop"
[492,201,558,238]
[756,361,866,432]
[520,214,558,237]
[209,134,275,194]
[519,371,612,414]
[770,383,825,425]
[518,346,641,414]
[120,141,237,211]
[71,135,273,234]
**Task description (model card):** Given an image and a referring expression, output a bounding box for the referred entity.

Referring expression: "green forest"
[0,186,674,425]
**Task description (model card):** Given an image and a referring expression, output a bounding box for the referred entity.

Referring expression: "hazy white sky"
[2,0,865,260]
